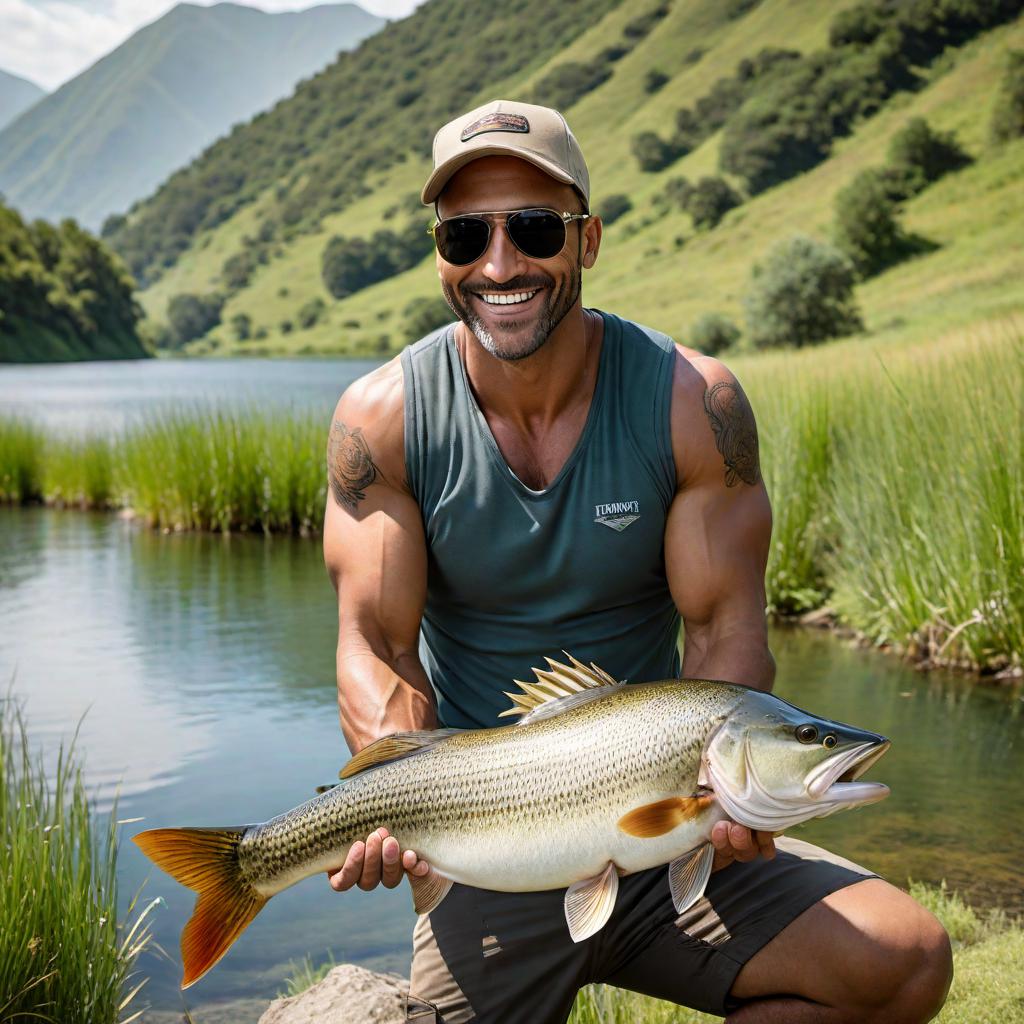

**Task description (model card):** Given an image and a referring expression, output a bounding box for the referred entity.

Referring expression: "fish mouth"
[806,740,891,804]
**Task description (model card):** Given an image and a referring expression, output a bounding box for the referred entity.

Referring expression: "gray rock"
[259,964,409,1024]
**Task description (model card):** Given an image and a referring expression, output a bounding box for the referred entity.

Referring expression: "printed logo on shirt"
[594,500,640,532]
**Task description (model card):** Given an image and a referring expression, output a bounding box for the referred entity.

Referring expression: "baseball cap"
[421,99,591,209]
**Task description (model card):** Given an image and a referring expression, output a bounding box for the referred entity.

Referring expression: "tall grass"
[0,695,157,1023]
[0,419,45,503]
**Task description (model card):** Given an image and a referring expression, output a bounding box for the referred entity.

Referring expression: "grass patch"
[0,695,157,1022]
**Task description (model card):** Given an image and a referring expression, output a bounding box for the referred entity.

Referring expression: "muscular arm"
[322,357,435,890]
[665,347,776,867]
[665,347,775,691]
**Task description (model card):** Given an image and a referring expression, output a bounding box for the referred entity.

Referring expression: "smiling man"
[322,100,951,1023]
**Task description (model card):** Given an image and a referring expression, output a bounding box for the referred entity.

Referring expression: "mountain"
[0,2,384,231]
[0,69,45,132]
[107,0,1023,359]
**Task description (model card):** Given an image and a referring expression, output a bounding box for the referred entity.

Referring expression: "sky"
[0,0,425,91]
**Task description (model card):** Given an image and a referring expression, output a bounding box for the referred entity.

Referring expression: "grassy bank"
[1,317,1021,673]
[0,696,156,1022]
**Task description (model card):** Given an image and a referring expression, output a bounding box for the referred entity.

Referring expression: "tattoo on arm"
[328,421,379,510]
[702,381,761,487]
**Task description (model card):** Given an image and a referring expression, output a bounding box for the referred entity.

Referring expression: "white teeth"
[479,290,538,305]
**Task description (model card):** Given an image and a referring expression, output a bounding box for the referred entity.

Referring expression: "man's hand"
[326,827,431,892]
[710,821,777,872]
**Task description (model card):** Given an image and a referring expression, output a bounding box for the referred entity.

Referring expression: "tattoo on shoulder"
[327,421,379,511]
[702,381,761,487]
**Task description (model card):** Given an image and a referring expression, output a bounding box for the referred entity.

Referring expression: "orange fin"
[133,826,267,988]
[617,795,713,838]
[339,729,461,780]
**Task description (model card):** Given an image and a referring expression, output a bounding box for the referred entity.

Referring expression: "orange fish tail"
[133,826,267,988]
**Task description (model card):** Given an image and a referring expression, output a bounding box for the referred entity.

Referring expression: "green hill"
[0,69,45,132]
[111,0,1023,358]
[0,2,383,232]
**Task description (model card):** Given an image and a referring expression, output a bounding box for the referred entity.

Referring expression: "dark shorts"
[406,837,874,1023]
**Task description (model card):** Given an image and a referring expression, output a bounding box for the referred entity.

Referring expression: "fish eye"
[796,724,818,744]
[823,734,838,749]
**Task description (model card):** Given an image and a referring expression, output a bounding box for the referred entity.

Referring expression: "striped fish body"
[241,679,738,897]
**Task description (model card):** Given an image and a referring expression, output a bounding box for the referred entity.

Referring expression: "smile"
[477,290,539,306]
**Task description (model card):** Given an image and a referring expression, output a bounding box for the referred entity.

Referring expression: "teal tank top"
[400,310,680,729]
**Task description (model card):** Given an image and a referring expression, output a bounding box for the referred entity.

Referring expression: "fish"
[133,654,890,988]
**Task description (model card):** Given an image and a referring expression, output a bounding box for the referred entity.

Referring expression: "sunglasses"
[429,208,590,266]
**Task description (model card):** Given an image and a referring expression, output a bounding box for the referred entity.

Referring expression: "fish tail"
[133,826,267,988]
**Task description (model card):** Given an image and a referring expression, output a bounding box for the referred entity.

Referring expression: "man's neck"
[455,303,602,432]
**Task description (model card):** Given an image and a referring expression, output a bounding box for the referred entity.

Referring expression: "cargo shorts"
[405,837,874,1023]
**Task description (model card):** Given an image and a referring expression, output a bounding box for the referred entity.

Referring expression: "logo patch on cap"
[460,112,530,142]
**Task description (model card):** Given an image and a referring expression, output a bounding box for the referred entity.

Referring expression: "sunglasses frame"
[428,208,590,266]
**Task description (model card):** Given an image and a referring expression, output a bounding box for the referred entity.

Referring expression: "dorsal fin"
[339,729,461,780]
[499,653,623,723]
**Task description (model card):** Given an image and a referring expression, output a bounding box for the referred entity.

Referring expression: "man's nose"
[480,219,529,283]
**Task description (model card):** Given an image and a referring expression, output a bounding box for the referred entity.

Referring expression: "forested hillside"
[0,2,383,231]
[110,0,1024,357]
[0,202,147,362]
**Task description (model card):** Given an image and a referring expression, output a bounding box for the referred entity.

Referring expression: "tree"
[632,132,679,173]
[298,297,326,329]
[403,295,453,341]
[595,194,632,226]
[230,312,252,341]
[643,70,669,94]
[166,292,224,349]
[990,50,1024,145]
[886,118,971,195]
[744,235,862,349]
[832,169,913,277]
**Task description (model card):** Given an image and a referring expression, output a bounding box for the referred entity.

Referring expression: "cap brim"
[421,144,575,205]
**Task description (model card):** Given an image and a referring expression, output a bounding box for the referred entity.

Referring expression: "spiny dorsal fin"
[499,652,622,721]
[339,729,461,780]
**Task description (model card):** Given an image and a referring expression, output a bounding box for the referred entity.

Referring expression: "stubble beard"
[443,265,582,362]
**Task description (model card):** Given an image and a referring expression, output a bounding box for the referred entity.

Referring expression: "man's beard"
[442,265,582,362]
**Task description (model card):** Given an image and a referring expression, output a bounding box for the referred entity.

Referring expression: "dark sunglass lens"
[436,217,490,265]
[508,210,566,259]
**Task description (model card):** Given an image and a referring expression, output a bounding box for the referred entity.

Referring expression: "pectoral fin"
[409,870,453,915]
[668,842,715,915]
[617,795,713,838]
[564,862,619,943]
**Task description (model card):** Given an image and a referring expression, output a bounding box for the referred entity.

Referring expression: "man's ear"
[582,215,603,269]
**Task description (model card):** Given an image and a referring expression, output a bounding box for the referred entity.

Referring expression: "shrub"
[632,131,680,172]
[404,295,453,341]
[280,319,294,334]
[321,222,432,300]
[532,61,612,110]
[298,296,326,329]
[691,313,741,354]
[596,194,632,226]
[744,234,862,349]
[990,50,1024,144]
[643,69,670,94]
[230,312,252,341]
[222,249,257,291]
[166,292,224,348]
[685,176,742,230]
[887,118,972,194]
[623,5,669,41]
[725,0,762,18]
[682,47,705,66]
[661,176,694,210]
[833,168,915,277]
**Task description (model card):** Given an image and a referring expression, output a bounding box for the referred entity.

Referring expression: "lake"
[1,360,1022,1019]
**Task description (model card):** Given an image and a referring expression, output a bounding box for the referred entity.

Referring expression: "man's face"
[435,156,597,362]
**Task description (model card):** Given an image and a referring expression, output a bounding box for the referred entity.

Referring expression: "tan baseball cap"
[421,99,591,209]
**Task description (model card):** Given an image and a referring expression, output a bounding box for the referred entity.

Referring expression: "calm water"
[1,360,1022,1019]
[0,357,382,433]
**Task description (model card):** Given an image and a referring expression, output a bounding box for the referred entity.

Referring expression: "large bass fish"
[134,655,890,988]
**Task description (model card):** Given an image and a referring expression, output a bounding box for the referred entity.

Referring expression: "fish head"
[700,689,890,833]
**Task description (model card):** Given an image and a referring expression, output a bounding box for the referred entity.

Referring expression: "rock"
[259,964,409,1024]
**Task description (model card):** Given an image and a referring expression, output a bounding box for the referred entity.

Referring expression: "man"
[323,100,951,1023]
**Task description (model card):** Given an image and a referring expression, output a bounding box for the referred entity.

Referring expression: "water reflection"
[1,507,1021,1016]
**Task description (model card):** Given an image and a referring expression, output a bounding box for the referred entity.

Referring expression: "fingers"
[710,821,777,873]
[326,828,431,892]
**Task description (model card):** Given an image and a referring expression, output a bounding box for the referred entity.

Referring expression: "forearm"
[681,624,775,692]
[336,638,437,752]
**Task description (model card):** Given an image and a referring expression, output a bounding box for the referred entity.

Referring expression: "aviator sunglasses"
[429,208,590,266]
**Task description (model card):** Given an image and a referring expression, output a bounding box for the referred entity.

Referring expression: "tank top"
[400,310,680,729]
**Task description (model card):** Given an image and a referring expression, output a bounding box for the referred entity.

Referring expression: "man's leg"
[599,837,952,1023]
[726,878,952,1023]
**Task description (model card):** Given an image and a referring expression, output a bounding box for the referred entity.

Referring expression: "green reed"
[0,419,45,503]
[0,695,157,1023]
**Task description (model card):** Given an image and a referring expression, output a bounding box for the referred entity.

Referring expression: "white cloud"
[0,0,425,92]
